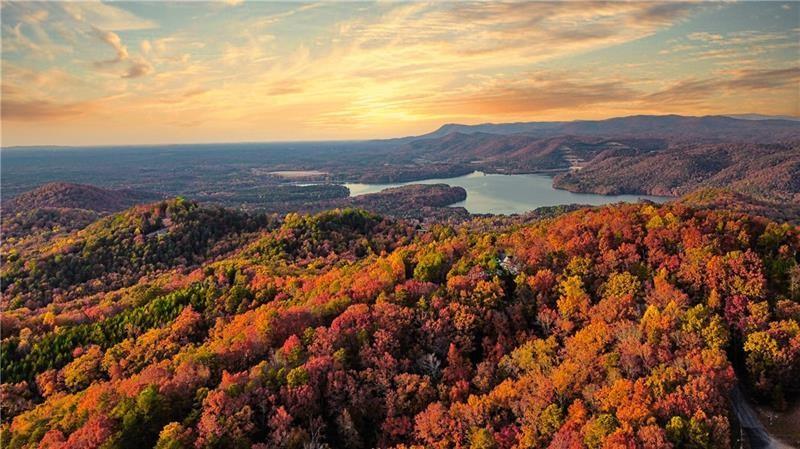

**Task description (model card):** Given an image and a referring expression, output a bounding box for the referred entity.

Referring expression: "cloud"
[688,32,725,43]
[267,80,306,96]
[90,27,155,78]
[336,2,702,65]
[21,9,49,25]
[411,75,640,117]
[2,1,798,144]
[92,27,129,65]
[247,2,323,26]
[643,67,800,105]
[328,64,800,125]
[631,2,698,26]
[123,59,154,79]
[220,40,274,66]
[724,67,800,90]
[2,64,84,93]
[1,98,94,121]
[660,28,800,64]
[642,79,714,106]
[1,84,96,121]
[2,15,69,60]
[61,1,157,31]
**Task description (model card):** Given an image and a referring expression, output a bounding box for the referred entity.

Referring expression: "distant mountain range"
[2,115,798,220]
[724,113,800,121]
[417,114,800,142]
[400,114,800,205]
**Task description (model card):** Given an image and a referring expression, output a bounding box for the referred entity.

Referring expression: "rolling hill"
[1,202,798,449]
[408,115,800,207]
[2,182,162,214]
[553,142,800,202]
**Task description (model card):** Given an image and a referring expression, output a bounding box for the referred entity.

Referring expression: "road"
[730,385,793,449]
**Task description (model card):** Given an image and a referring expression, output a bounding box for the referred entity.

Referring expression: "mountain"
[2,202,798,448]
[346,184,467,219]
[1,198,273,309]
[2,114,799,448]
[406,116,800,209]
[2,116,798,210]
[419,114,800,142]
[677,188,800,223]
[396,132,666,172]
[253,184,470,220]
[422,121,565,139]
[2,182,162,214]
[725,113,800,121]
[553,141,800,202]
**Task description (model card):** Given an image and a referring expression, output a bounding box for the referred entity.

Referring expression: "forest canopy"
[1,200,798,449]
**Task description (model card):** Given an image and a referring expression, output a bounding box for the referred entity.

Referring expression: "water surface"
[345,171,670,215]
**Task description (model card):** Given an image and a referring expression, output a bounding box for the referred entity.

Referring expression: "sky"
[1,1,799,146]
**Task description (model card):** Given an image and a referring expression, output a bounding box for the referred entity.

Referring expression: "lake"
[345,171,671,215]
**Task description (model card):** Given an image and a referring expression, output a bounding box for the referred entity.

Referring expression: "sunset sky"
[1,1,798,146]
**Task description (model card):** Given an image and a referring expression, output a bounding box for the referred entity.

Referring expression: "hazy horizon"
[2,1,799,147]
[3,111,799,149]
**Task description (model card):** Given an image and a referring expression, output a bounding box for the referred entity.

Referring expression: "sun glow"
[2,1,798,146]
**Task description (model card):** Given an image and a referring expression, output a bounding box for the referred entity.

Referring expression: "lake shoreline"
[340,171,671,215]
[318,169,678,201]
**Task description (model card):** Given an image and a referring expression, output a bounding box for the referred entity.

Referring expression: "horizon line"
[3,112,798,150]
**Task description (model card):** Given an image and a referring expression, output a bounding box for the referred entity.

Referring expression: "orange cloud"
[1,97,96,121]
[1,1,798,146]
[91,27,129,65]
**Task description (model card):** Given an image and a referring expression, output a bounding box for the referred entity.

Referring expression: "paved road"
[730,385,783,449]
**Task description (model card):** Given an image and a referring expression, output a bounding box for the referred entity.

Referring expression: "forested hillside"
[3,183,162,214]
[553,142,800,202]
[1,198,273,310]
[1,201,798,448]
[1,183,166,259]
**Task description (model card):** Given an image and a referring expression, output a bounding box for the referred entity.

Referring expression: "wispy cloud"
[1,84,98,121]
[92,27,129,65]
[123,59,154,79]
[1,1,798,145]
[61,1,157,31]
[1,98,95,121]
[643,67,800,106]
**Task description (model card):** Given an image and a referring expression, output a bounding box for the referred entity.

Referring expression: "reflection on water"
[345,171,671,215]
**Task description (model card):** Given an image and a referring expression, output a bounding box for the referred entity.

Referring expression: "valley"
[3,115,798,219]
